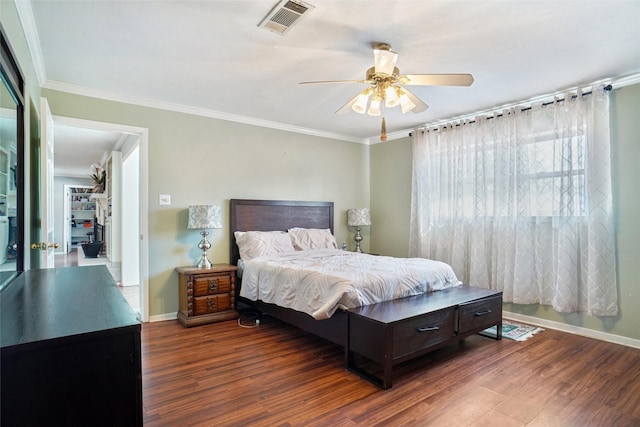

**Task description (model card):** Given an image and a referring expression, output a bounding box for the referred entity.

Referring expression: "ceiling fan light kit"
[300,43,474,140]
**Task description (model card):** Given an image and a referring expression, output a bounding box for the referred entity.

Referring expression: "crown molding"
[366,128,411,145]
[41,80,368,145]
[611,72,640,88]
[418,72,640,131]
[54,171,93,179]
[14,0,46,85]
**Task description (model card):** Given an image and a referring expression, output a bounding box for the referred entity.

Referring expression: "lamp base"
[353,227,364,253]
[196,257,212,269]
[196,230,212,268]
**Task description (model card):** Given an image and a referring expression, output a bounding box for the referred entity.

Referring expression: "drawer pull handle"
[207,298,217,311]
[208,278,219,292]
[416,326,440,332]
[474,309,492,317]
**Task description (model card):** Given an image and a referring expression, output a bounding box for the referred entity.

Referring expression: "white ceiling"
[19,0,640,173]
[52,123,125,177]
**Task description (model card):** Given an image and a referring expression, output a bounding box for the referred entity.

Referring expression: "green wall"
[370,84,640,340]
[369,135,412,258]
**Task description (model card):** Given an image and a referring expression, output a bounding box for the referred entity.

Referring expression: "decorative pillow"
[234,231,295,261]
[288,228,338,250]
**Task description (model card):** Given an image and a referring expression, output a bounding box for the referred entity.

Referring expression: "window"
[410,88,617,316]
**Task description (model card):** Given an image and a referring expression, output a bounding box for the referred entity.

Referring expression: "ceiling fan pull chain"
[380,117,387,142]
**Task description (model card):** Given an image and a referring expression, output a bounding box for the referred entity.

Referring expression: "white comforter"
[239,249,461,320]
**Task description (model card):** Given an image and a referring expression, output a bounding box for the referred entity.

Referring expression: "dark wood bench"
[346,285,502,389]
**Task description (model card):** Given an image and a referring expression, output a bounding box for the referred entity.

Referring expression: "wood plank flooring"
[142,314,640,426]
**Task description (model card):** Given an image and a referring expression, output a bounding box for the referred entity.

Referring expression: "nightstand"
[176,264,239,327]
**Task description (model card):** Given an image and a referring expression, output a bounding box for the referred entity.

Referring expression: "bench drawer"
[393,308,456,359]
[458,295,502,334]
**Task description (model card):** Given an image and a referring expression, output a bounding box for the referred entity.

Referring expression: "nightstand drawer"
[193,294,231,315]
[458,295,502,334]
[193,275,231,296]
[393,308,456,359]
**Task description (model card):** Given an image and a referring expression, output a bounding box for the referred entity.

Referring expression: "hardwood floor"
[142,314,640,426]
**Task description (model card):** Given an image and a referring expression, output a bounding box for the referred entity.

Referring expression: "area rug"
[481,320,544,341]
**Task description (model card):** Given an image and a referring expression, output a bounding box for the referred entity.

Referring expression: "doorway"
[51,115,149,321]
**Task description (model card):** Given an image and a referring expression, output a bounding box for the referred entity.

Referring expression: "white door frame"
[53,115,150,322]
[121,145,140,289]
[40,98,56,268]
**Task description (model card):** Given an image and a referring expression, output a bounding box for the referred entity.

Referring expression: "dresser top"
[1,266,140,351]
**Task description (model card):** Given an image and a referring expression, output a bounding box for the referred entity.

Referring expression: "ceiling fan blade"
[299,79,368,85]
[401,73,474,86]
[402,88,429,113]
[335,93,361,114]
[374,48,398,75]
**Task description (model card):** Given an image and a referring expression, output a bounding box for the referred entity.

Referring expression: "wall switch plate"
[159,194,171,206]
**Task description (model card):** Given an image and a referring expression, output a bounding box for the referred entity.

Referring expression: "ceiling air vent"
[258,0,315,35]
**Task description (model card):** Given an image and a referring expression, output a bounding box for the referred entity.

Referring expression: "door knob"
[30,242,59,251]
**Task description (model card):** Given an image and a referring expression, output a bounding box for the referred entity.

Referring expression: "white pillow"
[288,228,338,251]
[234,231,295,261]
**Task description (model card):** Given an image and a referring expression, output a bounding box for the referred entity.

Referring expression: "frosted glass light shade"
[384,86,400,108]
[399,92,416,113]
[367,99,381,116]
[373,48,398,75]
[347,208,371,227]
[352,93,369,114]
[188,205,222,229]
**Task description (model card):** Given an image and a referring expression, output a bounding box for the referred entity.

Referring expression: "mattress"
[239,249,462,319]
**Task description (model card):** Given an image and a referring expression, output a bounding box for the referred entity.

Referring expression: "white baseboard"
[149,312,177,323]
[503,311,640,350]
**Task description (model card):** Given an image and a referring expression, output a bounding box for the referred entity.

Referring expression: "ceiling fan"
[299,43,474,140]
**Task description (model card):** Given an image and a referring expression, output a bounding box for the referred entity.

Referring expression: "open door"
[30,97,57,267]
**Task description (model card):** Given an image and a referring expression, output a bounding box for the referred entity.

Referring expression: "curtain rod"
[410,84,613,136]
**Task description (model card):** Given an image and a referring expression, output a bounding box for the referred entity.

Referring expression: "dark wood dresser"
[0,266,142,426]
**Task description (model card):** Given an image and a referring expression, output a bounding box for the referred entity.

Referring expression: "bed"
[230,199,502,388]
[230,199,350,346]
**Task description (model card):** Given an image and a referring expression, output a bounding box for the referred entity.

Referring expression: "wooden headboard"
[229,199,334,266]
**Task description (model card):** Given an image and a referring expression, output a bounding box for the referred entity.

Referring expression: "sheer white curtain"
[410,85,617,315]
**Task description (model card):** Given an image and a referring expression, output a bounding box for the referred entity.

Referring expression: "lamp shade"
[188,205,222,229]
[347,208,371,227]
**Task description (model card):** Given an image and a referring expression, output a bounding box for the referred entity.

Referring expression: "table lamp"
[347,208,371,253]
[188,205,222,268]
